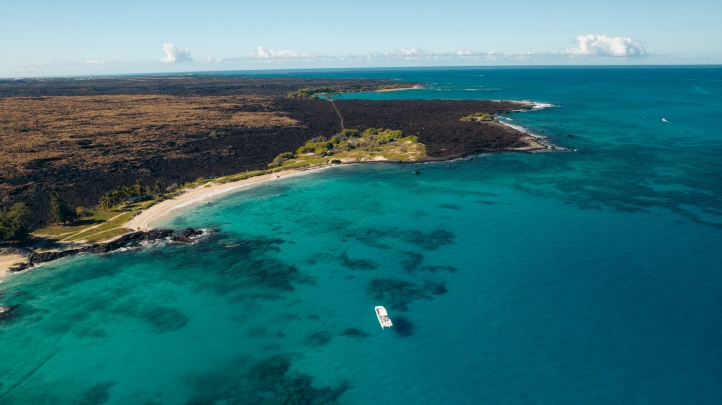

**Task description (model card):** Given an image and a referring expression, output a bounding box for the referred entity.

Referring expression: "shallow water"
[1,67,721,404]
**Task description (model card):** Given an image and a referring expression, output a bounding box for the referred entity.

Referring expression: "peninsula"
[0,75,546,272]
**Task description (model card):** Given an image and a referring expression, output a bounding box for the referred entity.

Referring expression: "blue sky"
[1,0,720,77]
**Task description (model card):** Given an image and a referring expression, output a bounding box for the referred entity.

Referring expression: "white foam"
[531,102,556,110]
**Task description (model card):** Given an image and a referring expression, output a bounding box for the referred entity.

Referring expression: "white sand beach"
[0,254,26,280]
[124,167,329,231]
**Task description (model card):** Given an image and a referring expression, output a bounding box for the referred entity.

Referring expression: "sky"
[1,0,721,77]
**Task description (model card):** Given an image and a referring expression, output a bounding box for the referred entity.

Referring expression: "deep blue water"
[1,67,721,404]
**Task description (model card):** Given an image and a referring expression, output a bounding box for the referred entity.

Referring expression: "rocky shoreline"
[6,228,206,273]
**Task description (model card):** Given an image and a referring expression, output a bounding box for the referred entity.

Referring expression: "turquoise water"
[1,67,721,404]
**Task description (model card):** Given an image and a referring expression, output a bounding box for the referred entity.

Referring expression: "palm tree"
[152,181,163,195]
[108,189,122,206]
[99,195,112,211]
[121,186,133,201]
[133,179,145,198]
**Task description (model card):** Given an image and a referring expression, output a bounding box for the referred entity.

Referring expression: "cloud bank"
[160,43,192,62]
[563,35,646,57]
[248,46,316,59]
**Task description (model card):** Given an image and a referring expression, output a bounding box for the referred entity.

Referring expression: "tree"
[49,191,77,225]
[122,186,133,199]
[133,179,146,198]
[99,195,112,211]
[0,203,32,241]
[75,206,88,218]
[152,181,163,195]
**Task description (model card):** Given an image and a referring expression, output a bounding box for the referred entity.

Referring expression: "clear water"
[1,67,721,404]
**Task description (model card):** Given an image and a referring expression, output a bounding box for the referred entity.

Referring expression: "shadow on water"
[392,316,414,337]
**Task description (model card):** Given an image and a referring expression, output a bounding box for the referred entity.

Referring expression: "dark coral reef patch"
[338,251,378,271]
[367,278,447,311]
[186,354,350,405]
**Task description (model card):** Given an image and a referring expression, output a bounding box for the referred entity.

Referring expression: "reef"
[367,277,447,311]
[338,251,378,271]
[0,304,19,322]
[341,328,370,338]
[186,354,350,405]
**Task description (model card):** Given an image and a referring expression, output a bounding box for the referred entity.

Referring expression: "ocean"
[1,66,721,404]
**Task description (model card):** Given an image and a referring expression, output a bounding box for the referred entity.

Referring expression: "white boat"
[375,306,393,329]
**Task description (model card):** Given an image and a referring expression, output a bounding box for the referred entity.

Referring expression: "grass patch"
[64,211,136,242]
[34,209,127,238]
[460,112,495,122]
[81,227,131,243]
[376,83,418,91]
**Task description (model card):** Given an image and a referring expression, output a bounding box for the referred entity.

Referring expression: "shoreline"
[0,141,543,275]
[0,99,554,275]
[496,101,568,152]
[124,166,335,231]
[0,255,25,283]
[373,84,424,93]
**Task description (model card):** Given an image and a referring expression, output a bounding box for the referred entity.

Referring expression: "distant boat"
[375,306,393,329]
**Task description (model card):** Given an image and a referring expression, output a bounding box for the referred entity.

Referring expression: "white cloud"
[84,60,104,64]
[160,43,192,62]
[563,35,646,57]
[248,46,316,59]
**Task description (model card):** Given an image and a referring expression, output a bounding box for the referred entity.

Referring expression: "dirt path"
[60,212,128,242]
[328,99,344,130]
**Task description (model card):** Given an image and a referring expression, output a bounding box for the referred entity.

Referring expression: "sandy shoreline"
[373,85,423,93]
[124,166,331,231]
[0,255,26,282]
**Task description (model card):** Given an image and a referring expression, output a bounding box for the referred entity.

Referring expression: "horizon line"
[2,64,721,80]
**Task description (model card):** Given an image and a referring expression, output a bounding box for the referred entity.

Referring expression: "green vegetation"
[34,177,175,243]
[341,128,359,137]
[275,127,426,168]
[152,181,163,195]
[49,191,78,225]
[268,152,297,168]
[286,87,336,99]
[30,129,425,244]
[66,211,136,242]
[0,203,32,242]
[460,112,496,122]
[99,179,156,211]
[376,83,418,91]
[287,84,419,98]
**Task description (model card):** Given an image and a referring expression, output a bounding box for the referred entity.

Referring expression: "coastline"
[124,166,333,231]
[496,101,568,152]
[0,255,25,283]
[0,98,553,275]
[373,85,424,93]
